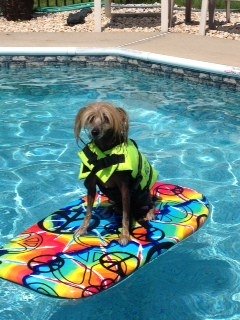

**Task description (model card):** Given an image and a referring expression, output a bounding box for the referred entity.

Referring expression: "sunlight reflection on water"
[0,65,239,320]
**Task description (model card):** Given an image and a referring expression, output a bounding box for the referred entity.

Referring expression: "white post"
[94,0,102,32]
[105,0,112,18]
[199,0,208,35]
[226,0,231,22]
[161,0,169,33]
[168,0,174,28]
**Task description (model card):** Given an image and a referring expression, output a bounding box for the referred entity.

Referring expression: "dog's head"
[74,102,129,148]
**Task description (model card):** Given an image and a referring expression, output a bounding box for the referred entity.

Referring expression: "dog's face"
[74,102,129,148]
[85,112,113,141]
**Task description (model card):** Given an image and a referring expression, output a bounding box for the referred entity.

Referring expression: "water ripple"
[0,65,239,320]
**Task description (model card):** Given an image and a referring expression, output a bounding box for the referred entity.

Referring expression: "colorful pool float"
[0,182,211,299]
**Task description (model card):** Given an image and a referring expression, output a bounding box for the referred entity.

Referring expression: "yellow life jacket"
[78,139,158,191]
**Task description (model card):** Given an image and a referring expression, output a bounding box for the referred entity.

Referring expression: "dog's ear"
[74,107,87,142]
[117,107,129,142]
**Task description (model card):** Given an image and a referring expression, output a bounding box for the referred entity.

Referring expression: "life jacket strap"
[130,139,143,190]
[83,145,125,175]
[130,139,153,191]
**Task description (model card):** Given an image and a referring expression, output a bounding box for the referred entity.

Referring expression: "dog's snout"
[91,128,100,137]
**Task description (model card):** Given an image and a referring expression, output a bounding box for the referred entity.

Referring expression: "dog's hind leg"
[144,207,156,221]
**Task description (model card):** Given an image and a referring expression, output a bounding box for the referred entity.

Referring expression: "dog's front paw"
[74,226,88,238]
[118,233,131,246]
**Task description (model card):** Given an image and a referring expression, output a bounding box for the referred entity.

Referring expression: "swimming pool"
[0,64,239,320]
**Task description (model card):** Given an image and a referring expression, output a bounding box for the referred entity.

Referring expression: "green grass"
[34,0,240,10]
[176,0,240,9]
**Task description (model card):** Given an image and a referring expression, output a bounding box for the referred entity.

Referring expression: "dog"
[74,102,158,245]
[67,8,92,26]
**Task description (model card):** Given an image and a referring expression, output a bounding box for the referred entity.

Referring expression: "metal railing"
[34,0,139,8]
[34,0,92,7]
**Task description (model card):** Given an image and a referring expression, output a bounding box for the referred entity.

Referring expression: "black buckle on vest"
[92,154,125,174]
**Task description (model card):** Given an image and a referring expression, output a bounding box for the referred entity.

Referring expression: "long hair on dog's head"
[74,102,129,147]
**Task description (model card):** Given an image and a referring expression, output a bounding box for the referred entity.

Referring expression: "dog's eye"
[103,115,109,123]
[89,116,95,123]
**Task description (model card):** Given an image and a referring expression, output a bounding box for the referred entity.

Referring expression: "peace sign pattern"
[0,182,211,299]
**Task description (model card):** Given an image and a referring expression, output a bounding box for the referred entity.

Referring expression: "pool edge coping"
[0,46,240,79]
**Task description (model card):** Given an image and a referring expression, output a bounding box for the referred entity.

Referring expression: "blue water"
[0,64,239,320]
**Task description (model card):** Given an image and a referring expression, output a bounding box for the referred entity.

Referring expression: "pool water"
[0,64,239,320]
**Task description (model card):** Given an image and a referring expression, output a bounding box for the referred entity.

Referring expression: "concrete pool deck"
[0,32,240,68]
